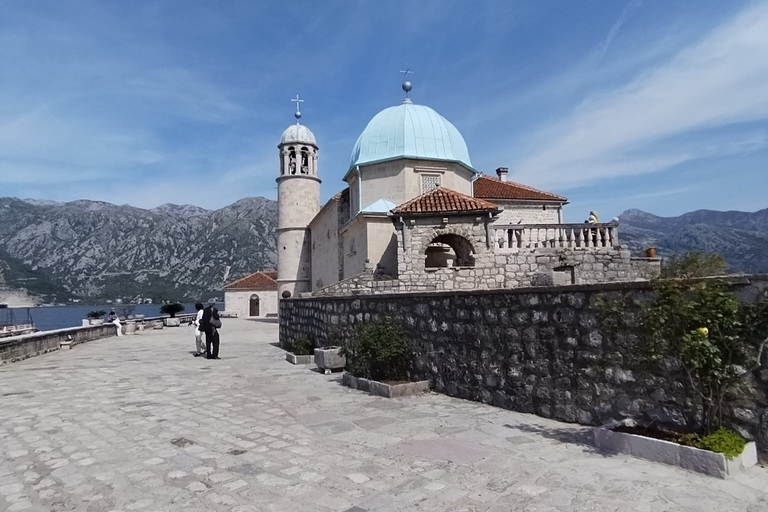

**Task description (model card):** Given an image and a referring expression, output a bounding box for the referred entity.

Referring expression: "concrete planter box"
[286,352,312,365]
[165,317,181,327]
[152,320,164,330]
[594,426,758,479]
[342,373,430,398]
[314,346,346,375]
[89,319,105,325]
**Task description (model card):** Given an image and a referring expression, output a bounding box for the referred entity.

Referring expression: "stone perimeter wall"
[0,324,118,365]
[281,276,768,461]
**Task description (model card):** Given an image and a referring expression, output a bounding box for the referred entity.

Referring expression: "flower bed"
[594,421,758,479]
[342,373,429,398]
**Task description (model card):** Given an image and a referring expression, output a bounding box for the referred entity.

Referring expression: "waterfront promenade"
[1,319,766,511]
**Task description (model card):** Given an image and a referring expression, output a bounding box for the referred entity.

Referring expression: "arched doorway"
[249,294,260,317]
[425,233,475,268]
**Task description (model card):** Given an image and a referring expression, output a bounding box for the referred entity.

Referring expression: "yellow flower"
[697,327,709,336]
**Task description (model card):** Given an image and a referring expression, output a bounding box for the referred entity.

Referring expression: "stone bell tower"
[276,95,320,299]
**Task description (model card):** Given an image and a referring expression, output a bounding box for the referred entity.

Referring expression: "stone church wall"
[280,276,768,462]
[494,202,561,225]
[309,201,341,291]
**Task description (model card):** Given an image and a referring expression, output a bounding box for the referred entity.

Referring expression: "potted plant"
[86,310,107,325]
[286,335,314,365]
[160,303,184,327]
[340,315,429,398]
[314,327,346,374]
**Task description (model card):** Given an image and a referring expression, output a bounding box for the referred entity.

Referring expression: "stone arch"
[425,233,475,268]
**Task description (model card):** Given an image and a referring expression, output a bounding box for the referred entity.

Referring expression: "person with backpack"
[200,304,222,359]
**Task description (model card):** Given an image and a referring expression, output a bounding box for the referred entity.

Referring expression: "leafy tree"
[160,303,184,318]
[598,252,768,433]
[659,252,728,280]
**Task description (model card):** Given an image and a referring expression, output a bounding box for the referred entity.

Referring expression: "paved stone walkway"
[1,319,766,512]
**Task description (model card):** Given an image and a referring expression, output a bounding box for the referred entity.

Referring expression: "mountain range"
[0,197,765,306]
[0,197,276,305]
[618,207,768,274]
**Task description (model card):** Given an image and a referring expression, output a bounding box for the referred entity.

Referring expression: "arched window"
[425,233,475,268]
[288,147,297,175]
[300,147,309,174]
[249,294,260,317]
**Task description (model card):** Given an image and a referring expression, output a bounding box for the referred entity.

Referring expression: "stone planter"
[152,320,164,330]
[89,319,105,325]
[124,321,137,335]
[314,346,346,375]
[165,317,181,327]
[286,352,312,365]
[342,373,430,398]
[594,426,758,479]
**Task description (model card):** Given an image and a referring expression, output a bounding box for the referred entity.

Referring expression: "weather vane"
[399,66,414,99]
[291,94,304,122]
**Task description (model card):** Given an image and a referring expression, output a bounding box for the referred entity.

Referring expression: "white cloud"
[510,2,768,189]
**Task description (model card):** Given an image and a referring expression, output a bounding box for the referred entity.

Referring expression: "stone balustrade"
[494,222,619,252]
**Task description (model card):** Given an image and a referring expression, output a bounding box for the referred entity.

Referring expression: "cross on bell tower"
[291,94,304,122]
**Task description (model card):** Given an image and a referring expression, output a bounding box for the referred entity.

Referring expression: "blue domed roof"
[349,102,473,171]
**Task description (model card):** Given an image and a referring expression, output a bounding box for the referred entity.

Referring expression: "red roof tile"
[391,187,499,215]
[473,174,567,202]
[224,271,278,290]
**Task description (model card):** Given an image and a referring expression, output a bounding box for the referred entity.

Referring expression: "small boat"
[0,304,38,338]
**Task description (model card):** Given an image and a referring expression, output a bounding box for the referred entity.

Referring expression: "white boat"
[0,304,38,338]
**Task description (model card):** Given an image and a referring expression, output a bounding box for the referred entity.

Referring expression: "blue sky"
[1,1,767,220]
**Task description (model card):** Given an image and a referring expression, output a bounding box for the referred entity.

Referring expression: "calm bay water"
[3,303,224,332]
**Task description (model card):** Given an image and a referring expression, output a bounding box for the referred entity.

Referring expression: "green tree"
[160,303,184,318]
[600,252,768,433]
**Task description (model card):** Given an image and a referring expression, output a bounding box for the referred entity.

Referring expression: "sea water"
[3,303,224,332]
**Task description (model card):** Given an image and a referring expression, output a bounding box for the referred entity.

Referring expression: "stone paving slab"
[1,318,766,511]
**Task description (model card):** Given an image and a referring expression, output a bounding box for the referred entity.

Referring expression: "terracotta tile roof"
[391,187,499,215]
[224,271,278,290]
[473,174,567,202]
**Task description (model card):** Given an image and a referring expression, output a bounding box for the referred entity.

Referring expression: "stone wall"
[0,323,118,365]
[280,275,768,461]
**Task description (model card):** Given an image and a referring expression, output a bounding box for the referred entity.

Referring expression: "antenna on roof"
[399,66,414,103]
[291,94,304,123]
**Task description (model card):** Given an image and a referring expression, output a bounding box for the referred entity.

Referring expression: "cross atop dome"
[399,66,414,103]
[291,94,304,123]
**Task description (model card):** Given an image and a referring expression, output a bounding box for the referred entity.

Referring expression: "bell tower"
[276,95,320,299]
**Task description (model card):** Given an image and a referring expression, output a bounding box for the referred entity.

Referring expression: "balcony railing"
[494,222,619,252]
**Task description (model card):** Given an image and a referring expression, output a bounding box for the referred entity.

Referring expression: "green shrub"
[87,310,106,319]
[681,427,747,459]
[341,315,411,382]
[291,336,314,356]
[160,303,184,318]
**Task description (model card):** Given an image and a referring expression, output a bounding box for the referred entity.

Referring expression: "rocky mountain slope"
[0,197,277,303]
[619,207,768,274]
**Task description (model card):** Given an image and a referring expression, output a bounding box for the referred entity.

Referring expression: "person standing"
[201,304,221,359]
[192,303,205,357]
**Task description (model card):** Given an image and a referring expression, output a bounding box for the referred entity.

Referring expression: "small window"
[422,175,440,193]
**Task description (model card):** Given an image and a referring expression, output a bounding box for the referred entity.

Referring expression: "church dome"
[349,102,473,170]
[280,123,317,146]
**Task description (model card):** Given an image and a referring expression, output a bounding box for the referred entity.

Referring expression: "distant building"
[223,271,278,318]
